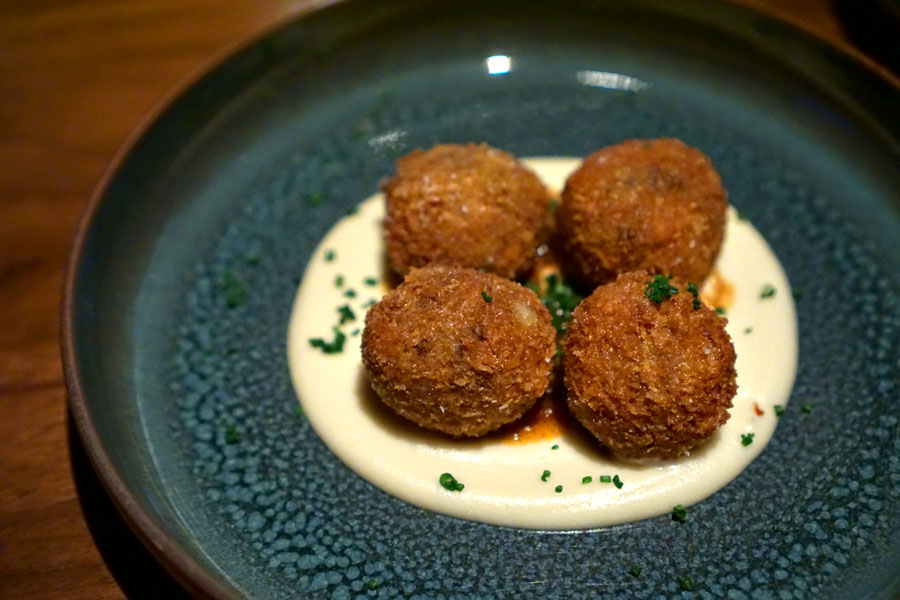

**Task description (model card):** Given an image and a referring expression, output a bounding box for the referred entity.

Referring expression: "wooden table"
[0,1,874,597]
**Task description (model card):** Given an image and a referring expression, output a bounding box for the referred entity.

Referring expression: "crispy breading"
[562,271,737,458]
[362,265,557,437]
[559,139,727,287]
[383,144,551,279]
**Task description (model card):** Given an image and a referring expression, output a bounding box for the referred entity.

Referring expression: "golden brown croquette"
[362,265,557,437]
[382,144,551,279]
[558,139,727,288]
[562,270,737,458]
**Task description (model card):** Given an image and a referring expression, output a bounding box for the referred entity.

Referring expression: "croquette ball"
[562,270,737,458]
[382,144,551,279]
[362,265,557,437]
[559,138,727,287]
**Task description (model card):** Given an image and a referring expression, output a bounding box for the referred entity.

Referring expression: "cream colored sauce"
[286,157,798,530]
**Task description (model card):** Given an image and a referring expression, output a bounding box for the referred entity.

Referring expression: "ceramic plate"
[64,0,900,598]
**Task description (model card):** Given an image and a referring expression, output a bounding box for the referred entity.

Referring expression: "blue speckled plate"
[63,0,900,598]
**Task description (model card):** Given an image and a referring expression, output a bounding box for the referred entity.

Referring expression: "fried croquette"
[382,144,551,279]
[559,138,727,288]
[562,270,737,458]
[362,265,557,437]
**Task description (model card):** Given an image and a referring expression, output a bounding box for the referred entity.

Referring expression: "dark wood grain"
[0,1,858,598]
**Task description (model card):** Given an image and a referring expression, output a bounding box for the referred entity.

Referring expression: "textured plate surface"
[65,0,900,598]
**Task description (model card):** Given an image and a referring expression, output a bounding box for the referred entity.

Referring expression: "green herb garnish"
[246,250,261,265]
[613,474,623,489]
[307,192,324,207]
[367,579,378,591]
[672,504,687,523]
[599,475,612,483]
[337,304,356,324]
[644,274,679,304]
[362,298,377,309]
[334,274,344,288]
[741,433,755,446]
[324,249,336,262]
[222,270,247,308]
[540,274,582,334]
[439,472,464,492]
[551,444,559,450]
[802,403,813,413]
[677,575,695,591]
[792,289,802,300]
[629,565,642,577]
[309,327,346,354]
[344,289,357,298]
[760,284,776,299]
[744,326,753,334]
[224,424,241,444]
[364,277,377,286]
[715,306,727,315]
[687,281,701,310]
[774,405,785,417]
[582,476,592,484]
[481,291,493,303]
[541,469,551,482]
[555,485,563,493]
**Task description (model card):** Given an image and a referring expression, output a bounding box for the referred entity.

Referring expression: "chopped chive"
[362,298,377,309]
[677,575,695,591]
[672,504,687,523]
[307,192,324,206]
[346,205,359,216]
[295,405,305,418]
[644,274,679,304]
[760,284,776,299]
[744,326,753,334]
[222,270,247,308]
[246,250,261,265]
[364,277,377,286]
[687,282,701,310]
[802,403,813,413]
[324,249,336,262]
[308,327,346,354]
[481,291,493,303]
[629,565,642,577]
[554,485,563,493]
[792,289,802,300]
[541,470,551,482]
[541,274,582,334]
[224,424,241,444]
[582,476,592,484]
[337,304,356,324]
[715,306,727,315]
[344,289,357,298]
[334,274,344,288]
[551,444,559,450]
[613,474,623,489]
[351,328,360,336]
[774,405,785,417]
[599,475,612,483]
[741,433,755,446]
[367,579,378,591]
[736,208,748,221]
[439,472,464,492]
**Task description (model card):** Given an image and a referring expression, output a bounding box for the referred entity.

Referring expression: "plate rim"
[59,0,900,598]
